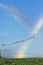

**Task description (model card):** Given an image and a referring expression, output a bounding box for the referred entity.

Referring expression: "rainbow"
[14,17,43,58]
[14,40,33,58]
[32,17,43,34]
[0,3,43,58]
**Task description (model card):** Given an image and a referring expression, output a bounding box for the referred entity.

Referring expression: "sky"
[0,0,43,58]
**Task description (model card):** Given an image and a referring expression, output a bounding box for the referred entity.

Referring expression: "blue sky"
[0,0,43,58]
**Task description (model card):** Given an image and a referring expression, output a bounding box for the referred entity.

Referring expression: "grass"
[0,58,43,65]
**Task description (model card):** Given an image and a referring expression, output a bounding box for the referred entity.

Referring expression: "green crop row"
[0,58,43,65]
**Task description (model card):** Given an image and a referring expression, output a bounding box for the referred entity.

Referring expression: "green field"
[0,58,43,65]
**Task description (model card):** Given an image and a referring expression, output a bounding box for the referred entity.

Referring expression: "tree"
[0,50,2,58]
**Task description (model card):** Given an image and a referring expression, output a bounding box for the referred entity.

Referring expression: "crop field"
[0,58,43,65]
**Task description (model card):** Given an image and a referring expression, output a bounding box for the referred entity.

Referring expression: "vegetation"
[0,58,43,65]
